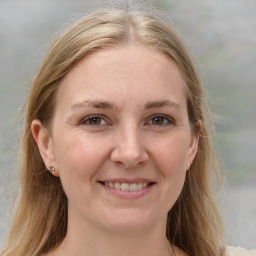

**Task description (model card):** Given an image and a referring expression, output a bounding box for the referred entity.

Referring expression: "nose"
[110,124,149,168]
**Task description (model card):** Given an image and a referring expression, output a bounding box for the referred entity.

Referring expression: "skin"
[32,45,199,256]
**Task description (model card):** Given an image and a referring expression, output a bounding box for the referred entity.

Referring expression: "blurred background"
[0,0,255,249]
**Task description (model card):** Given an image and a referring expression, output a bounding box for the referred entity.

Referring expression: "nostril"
[110,139,149,168]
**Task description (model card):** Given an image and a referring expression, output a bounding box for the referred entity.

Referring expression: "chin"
[97,208,164,233]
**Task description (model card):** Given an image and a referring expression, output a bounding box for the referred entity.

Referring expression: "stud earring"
[47,166,55,172]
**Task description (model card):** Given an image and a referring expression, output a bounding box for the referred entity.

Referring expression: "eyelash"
[80,115,108,126]
[79,114,175,127]
[146,114,174,126]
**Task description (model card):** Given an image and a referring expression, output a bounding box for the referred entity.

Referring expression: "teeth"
[104,182,150,191]
[120,183,129,191]
[137,183,143,190]
[129,183,138,191]
[114,182,120,190]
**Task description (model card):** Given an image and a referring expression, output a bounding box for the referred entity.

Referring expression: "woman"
[1,1,255,256]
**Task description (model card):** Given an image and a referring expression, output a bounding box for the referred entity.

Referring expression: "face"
[33,45,199,234]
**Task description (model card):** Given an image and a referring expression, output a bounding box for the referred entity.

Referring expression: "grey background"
[0,0,255,249]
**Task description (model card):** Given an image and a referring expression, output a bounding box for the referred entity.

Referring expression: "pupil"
[153,117,163,125]
[90,117,100,125]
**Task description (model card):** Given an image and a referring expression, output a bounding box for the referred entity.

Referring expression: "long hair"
[1,1,225,255]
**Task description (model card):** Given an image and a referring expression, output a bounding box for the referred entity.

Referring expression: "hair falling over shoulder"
[1,1,225,255]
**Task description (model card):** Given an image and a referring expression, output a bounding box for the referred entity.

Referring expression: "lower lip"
[98,182,156,199]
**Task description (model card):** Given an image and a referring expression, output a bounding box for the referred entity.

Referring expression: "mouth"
[98,179,156,199]
[99,181,155,192]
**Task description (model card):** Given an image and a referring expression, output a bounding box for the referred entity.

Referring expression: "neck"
[52,213,172,256]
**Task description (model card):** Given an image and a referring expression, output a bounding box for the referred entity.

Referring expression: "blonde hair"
[1,1,225,255]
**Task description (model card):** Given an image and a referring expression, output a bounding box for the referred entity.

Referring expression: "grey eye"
[149,115,172,126]
[87,117,102,125]
[152,116,166,125]
[80,115,107,126]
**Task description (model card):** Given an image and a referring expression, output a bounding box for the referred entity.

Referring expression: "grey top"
[226,247,256,256]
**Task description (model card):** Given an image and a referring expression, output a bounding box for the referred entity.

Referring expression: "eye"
[147,115,174,126]
[80,115,107,126]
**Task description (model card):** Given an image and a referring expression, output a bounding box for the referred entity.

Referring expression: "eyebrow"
[144,100,182,111]
[71,100,117,110]
[71,99,182,111]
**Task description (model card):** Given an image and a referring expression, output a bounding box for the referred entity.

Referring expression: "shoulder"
[226,246,256,256]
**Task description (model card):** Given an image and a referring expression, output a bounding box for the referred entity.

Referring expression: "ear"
[31,119,59,177]
[186,120,201,171]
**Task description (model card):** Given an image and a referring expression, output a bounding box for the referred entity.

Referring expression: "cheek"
[158,149,187,210]
[158,148,187,190]
[150,135,189,202]
[53,133,109,184]
[150,134,190,174]
[159,148,187,171]
[52,134,111,208]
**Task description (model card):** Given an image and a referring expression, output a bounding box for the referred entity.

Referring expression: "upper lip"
[99,178,155,184]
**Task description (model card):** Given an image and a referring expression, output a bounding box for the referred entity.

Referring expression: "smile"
[98,178,156,199]
[104,182,150,191]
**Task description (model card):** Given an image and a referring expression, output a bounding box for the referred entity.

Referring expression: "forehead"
[56,45,187,110]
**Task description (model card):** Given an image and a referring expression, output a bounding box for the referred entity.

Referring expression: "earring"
[186,162,191,171]
[47,166,55,172]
